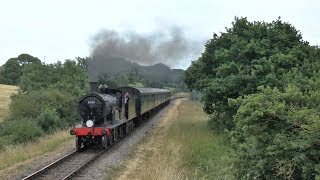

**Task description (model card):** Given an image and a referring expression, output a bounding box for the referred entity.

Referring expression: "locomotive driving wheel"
[101,135,108,149]
[76,137,83,150]
[108,132,114,146]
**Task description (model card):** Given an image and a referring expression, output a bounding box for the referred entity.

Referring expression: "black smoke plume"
[88,25,204,81]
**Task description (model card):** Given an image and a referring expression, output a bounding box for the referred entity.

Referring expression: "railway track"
[22,148,105,180]
[22,99,183,179]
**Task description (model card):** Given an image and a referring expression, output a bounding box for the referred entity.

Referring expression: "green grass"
[0,130,72,171]
[168,100,234,179]
[109,99,233,179]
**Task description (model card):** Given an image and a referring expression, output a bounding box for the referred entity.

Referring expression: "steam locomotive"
[70,82,171,149]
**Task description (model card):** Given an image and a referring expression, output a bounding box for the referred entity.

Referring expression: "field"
[108,99,233,179]
[0,84,18,121]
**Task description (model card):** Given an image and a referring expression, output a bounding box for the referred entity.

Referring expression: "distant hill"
[90,55,185,87]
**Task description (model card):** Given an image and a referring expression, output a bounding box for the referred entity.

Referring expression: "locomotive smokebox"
[90,82,98,93]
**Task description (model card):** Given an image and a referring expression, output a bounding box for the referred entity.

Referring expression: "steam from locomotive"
[88,25,204,81]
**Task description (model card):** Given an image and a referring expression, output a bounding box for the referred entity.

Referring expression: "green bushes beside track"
[0,57,89,149]
[185,17,320,179]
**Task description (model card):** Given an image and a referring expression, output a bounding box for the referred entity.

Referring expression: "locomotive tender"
[70,82,171,149]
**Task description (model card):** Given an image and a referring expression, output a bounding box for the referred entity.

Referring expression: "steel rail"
[22,149,78,180]
[22,99,176,179]
[62,150,106,180]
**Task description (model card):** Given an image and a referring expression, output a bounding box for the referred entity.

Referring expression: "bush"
[36,108,63,133]
[9,89,79,126]
[0,139,5,151]
[0,119,43,144]
[4,88,80,144]
[0,58,88,147]
[190,91,202,101]
[229,85,320,179]
[208,113,234,133]
[9,92,42,119]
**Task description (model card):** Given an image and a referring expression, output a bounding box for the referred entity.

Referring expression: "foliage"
[36,108,63,133]
[98,73,119,88]
[0,57,88,148]
[0,54,41,85]
[20,59,89,97]
[184,17,320,179]
[1,58,23,85]
[9,88,79,126]
[184,17,320,131]
[229,85,320,179]
[98,69,159,88]
[19,63,55,92]
[189,91,202,101]
[97,66,188,90]
[0,119,43,144]
[0,66,6,84]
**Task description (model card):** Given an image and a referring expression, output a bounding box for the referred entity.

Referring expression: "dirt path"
[117,99,184,180]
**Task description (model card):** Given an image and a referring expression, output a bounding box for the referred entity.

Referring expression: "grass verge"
[0,130,72,171]
[172,100,233,179]
[110,99,233,179]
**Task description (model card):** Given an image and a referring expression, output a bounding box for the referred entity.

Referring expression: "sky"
[0,0,319,69]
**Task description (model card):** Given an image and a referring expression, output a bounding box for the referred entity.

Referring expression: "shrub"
[9,92,42,119]
[0,58,88,147]
[9,89,79,126]
[0,119,43,144]
[208,112,234,133]
[0,139,5,151]
[36,108,62,133]
[229,85,320,179]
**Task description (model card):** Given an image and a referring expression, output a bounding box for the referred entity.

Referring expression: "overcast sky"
[0,0,319,69]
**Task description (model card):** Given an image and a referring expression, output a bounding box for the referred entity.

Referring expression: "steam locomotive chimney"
[90,82,98,93]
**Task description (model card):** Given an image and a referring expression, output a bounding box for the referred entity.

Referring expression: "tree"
[184,17,320,179]
[184,17,319,131]
[0,54,41,85]
[19,59,89,97]
[0,66,6,84]
[0,57,90,148]
[75,56,90,70]
[50,60,89,97]
[19,63,56,92]
[98,73,119,88]
[16,54,41,67]
[1,58,22,85]
[229,85,320,179]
